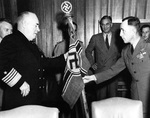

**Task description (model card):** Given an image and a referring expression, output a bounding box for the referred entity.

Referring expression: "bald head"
[17,11,40,41]
[0,20,12,42]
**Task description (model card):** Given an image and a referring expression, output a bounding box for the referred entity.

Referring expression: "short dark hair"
[122,16,141,34]
[141,24,150,30]
[99,15,112,25]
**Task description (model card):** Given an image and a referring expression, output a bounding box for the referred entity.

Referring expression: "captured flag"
[62,37,90,108]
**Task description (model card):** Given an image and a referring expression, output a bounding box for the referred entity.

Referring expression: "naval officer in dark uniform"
[0,11,67,110]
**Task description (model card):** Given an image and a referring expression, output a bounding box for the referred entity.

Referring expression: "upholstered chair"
[92,97,143,118]
[0,105,59,118]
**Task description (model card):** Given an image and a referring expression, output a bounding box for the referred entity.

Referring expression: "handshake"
[19,81,30,97]
[82,75,97,83]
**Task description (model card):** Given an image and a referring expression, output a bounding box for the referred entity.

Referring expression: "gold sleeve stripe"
[2,68,22,87]
[2,68,16,82]
[5,70,17,83]
[8,72,22,87]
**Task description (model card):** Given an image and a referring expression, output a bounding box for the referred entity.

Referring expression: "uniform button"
[41,55,43,58]
[134,71,136,73]
[43,69,45,71]
[39,86,41,89]
[43,77,45,80]
[43,86,45,88]
[38,69,40,71]
[39,77,41,79]
[4,71,7,74]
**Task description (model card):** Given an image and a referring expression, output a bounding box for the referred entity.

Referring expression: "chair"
[0,105,59,118]
[91,97,143,118]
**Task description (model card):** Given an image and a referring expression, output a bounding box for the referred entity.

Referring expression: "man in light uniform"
[83,16,150,118]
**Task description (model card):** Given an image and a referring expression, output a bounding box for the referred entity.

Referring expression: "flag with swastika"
[62,38,90,109]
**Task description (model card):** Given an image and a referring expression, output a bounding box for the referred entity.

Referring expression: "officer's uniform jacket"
[0,31,66,110]
[95,38,150,114]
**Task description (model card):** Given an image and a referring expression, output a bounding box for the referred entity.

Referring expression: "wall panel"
[146,0,150,19]
[111,0,123,19]
[1,0,150,57]
[76,0,85,43]
[129,0,137,16]
[0,0,5,18]
[94,0,100,34]
[85,0,94,46]
[123,0,130,18]
[101,0,108,17]
[136,0,146,18]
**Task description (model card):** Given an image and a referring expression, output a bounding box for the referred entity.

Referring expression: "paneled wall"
[0,0,150,111]
[0,0,150,57]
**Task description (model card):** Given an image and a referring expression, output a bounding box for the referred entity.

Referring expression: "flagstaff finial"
[61,1,72,14]
[61,1,75,34]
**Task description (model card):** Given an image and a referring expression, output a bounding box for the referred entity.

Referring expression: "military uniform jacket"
[85,32,120,73]
[95,38,150,113]
[0,31,66,110]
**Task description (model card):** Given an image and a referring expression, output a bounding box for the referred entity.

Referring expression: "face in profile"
[25,14,40,41]
[0,21,12,39]
[100,18,112,33]
[142,27,150,40]
[120,20,134,44]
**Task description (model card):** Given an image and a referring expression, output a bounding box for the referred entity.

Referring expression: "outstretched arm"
[83,57,126,84]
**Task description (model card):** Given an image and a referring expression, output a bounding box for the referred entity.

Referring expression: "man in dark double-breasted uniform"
[0,11,67,110]
[83,16,150,118]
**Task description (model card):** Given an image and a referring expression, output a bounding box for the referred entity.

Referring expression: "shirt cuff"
[91,75,97,81]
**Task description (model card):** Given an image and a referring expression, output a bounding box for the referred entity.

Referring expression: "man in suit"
[0,11,67,110]
[0,18,12,43]
[83,16,150,118]
[141,24,150,43]
[85,15,121,100]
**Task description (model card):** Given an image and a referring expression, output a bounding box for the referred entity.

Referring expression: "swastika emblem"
[67,48,80,73]
[61,1,72,14]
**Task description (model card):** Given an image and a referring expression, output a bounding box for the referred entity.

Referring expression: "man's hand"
[91,63,97,70]
[82,75,96,84]
[19,81,30,97]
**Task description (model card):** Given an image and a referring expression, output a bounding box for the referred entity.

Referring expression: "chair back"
[0,105,59,118]
[92,97,143,118]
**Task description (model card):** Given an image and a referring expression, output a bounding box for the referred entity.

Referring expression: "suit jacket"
[85,32,120,73]
[95,38,150,113]
[0,31,66,110]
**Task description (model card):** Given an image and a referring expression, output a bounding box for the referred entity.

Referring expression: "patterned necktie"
[105,35,109,49]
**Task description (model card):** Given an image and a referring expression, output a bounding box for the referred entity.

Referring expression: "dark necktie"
[131,46,134,54]
[105,35,109,49]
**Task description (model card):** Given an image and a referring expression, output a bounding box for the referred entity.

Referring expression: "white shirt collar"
[103,32,112,45]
